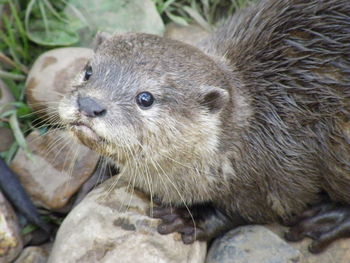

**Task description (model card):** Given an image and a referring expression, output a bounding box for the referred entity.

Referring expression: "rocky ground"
[1,0,350,262]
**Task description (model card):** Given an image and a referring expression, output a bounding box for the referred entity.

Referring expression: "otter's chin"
[69,123,102,148]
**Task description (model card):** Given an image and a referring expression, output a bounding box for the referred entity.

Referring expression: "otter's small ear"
[198,86,229,113]
[92,32,112,51]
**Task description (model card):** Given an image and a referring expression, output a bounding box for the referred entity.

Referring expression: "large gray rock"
[0,191,23,263]
[208,223,350,263]
[10,129,99,210]
[206,225,301,263]
[65,0,164,46]
[48,178,206,263]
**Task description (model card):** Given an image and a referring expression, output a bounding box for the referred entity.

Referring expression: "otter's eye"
[83,65,92,81]
[136,92,154,109]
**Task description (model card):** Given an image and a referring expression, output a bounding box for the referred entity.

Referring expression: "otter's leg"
[285,203,350,253]
[150,204,246,244]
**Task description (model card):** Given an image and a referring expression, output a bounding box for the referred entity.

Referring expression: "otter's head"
[58,33,230,170]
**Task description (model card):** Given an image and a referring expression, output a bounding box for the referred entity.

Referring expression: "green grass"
[0,0,253,163]
[153,0,254,30]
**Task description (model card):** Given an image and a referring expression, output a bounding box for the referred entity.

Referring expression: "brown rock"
[48,177,207,263]
[0,79,15,152]
[13,246,49,263]
[164,22,210,46]
[0,191,23,262]
[10,129,99,210]
[25,48,94,115]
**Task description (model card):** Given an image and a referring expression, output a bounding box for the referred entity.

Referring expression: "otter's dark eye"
[83,65,92,81]
[136,92,154,109]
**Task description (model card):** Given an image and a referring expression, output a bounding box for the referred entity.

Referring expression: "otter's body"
[59,0,350,252]
[201,0,350,223]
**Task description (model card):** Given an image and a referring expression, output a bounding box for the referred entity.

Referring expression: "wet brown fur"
[202,0,350,222]
[59,0,350,225]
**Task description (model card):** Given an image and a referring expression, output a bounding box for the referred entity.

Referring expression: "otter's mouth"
[70,121,101,143]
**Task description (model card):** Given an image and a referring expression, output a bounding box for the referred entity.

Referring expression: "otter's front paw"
[150,206,206,244]
[150,204,245,244]
[285,203,350,253]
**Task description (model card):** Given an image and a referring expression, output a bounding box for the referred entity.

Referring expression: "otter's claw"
[151,206,204,244]
[150,205,246,244]
[285,203,350,253]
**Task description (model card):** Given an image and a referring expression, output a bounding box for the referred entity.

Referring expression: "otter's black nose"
[78,96,106,117]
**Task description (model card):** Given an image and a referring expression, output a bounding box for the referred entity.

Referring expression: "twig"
[0,52,29,74]
[0,117,9,123]
[0,69,26,80]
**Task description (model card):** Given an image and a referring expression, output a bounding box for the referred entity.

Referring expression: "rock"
[206,225,301,263]
[164,22,210,46]
[0,79,15,152]
[48,177,206,263]
[13,246,49,263]
[10,129,99,210]
[0,191,23,263]
[65,0,164,46]
[268,224,350,263]
[25,47,93,115]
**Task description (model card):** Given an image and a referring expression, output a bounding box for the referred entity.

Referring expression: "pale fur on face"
[58,72,227,207]
[58,33,234,207]
[59,94,223,205]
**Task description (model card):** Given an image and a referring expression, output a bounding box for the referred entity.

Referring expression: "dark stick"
[0,158,50,233]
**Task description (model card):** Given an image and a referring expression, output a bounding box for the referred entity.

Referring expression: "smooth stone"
[25,47,93,114]
[0,191,23,263]
[10,129,99,210]
[13,246,49,263]
[48,177,206,263]
[65,0,164,43]
[206,225,301,263]
[0,79,15,152]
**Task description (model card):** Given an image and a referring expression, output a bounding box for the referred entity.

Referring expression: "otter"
[58,0,350,253]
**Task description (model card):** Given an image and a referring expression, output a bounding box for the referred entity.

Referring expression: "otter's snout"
[77,96,106,118]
